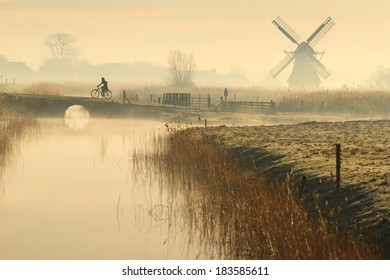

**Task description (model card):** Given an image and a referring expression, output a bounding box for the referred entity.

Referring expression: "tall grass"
[0,109,38,199]
[21,83,62,96]
[278,89,390,115]
[144,124,380,259]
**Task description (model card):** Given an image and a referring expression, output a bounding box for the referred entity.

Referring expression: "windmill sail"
[272,16,301,45]
[306,54,331,79]
[306,17,335,47]
[270,16,334,89]
[270,54,295,78]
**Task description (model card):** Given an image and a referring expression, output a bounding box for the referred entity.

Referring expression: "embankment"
[199,120,390,258]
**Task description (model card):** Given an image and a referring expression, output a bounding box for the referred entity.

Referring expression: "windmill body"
[288,42,320,89]
[270,17,335,90]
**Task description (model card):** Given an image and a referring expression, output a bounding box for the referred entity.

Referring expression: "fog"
[1,0,390,88]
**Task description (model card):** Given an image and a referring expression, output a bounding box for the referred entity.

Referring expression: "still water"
[0,116,196,259]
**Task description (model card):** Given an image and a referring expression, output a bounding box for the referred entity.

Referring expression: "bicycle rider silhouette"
[97,77,108,96]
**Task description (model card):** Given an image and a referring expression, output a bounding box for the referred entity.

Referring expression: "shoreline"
[197,120,390,258]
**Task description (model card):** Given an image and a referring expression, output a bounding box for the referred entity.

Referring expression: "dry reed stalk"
[145,124,380,259]
[0,109,38,199]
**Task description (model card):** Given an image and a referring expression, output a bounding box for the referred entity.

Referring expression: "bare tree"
[167,50,196,87]
[45,33,79,60]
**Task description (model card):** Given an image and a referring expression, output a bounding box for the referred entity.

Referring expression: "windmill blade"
[306,17,335,47]
[270,54,296,78]
[306,54,331,79]
[272,16,301,45]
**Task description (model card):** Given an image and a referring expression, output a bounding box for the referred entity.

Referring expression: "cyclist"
[97,77,109,96]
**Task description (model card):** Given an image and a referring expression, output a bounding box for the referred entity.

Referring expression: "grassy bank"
[147,124,381,259]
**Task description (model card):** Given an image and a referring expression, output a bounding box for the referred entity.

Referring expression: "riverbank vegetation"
[0,108,38,198]
[143,124,381,259]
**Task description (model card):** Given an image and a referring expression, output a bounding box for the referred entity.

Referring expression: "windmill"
[270,16,335,89]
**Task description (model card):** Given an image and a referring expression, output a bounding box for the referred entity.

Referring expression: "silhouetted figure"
[224,88,228,102]
[97,77,108,96]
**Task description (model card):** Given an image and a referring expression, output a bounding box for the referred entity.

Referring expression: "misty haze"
[0,0,389,265]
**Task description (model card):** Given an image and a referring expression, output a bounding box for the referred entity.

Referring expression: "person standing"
[224,88,228,102]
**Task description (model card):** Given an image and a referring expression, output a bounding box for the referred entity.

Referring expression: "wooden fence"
[190,95,211,109]
[158,93,211,109]
[158,93,191,106]
[216,99,276,114]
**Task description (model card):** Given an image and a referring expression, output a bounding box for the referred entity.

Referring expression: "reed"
[0,108,38,199]
[21,82,62,96]
[143,124,380,259]
[278,89,390,115]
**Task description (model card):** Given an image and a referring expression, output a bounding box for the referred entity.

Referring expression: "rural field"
[0,86,389,260]
[193,120,390,255]
[126,87,390,259]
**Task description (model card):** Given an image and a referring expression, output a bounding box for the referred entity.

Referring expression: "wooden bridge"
[0,92,125,117]
[0,92,209,119]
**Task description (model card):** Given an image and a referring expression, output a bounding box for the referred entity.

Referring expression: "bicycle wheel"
[104,90,112,99]
[91,89,99,98]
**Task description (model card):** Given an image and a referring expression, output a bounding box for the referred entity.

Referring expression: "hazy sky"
[1,0,390,86]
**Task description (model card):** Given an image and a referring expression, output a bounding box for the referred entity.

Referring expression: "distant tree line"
[0,32,249,86]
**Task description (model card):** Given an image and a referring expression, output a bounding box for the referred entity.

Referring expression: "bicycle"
[90,87,112,99]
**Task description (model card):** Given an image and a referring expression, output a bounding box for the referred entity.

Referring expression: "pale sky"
[1,0,390,87]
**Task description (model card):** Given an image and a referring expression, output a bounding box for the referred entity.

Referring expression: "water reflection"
[64,105,90,130]
[0,118,196,259]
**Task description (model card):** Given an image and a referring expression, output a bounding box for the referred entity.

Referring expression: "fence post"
[199,95,201,108]
[124,91,131,104]
[220,97,226,111]
[205,119,207,127]
[270,100,276,114]
[335,144,341,189]
[207,95,211,109]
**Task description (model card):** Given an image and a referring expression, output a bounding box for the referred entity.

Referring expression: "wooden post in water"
[335,144,341,189]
